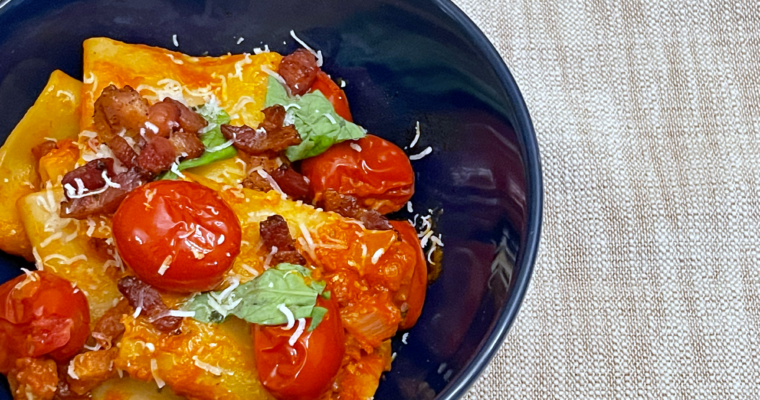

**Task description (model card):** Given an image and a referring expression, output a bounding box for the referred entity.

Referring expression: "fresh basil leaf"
[158,102,236,180]
[264,76,366,161]
[308,306,328,332]
[321,290,331,300]
[310,280,326,294]
[183,263,328,330]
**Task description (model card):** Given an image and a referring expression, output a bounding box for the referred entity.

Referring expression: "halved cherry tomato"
[390,221,427,329]
[0,271,90,373]
[301,134,414,214]
[309,71,352,122]
[253,297,345,400]
[113,180,241,293]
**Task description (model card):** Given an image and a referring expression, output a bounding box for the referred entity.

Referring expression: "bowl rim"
[0,0,542,398]
[429,1,543,399]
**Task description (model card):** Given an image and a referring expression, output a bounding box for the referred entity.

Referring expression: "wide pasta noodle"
[80,38,281,132]
[0,70,81,260]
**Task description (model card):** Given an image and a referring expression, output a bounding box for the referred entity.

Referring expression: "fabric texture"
[453,0,760,398]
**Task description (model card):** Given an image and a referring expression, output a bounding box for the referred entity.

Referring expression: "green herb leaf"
[183,263,328,330]
[308,306,328,332]
[264,76,366,161]
[158,101,236,180]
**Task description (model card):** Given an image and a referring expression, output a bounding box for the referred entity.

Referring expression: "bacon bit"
[31,140,58,162]
[93,85,150,142]
[7,358,58,400]
[91,299,131,349]
[221,105,302,155]
[106,135,138,168]
[320,190,392,231]
[169,130,204,159]
[279,49,319,96]
[66,349,118,395]
[146,100,180,137]
[259,215,306,266]
[137,136,176,175]
[270,165,310,201]
[61,159,114,200]
[60,169,147,219]
[117,276,182,332]
[241,154,280,192]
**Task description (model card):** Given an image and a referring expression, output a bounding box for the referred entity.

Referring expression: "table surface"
[453,0,760,398]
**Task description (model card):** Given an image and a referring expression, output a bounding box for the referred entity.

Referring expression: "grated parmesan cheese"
[172,34,179,47]
[32,247,43,270]
[257,169,286,199]
[43,254,87,265]
[402,332,409,344]
[350,143,362,152]
[253,44,270,54]
[214,277,240,303]
[133,306,142,318]
[260,65,289,89]
[167,54,183,64]
[167,310,196,318]
[371,248,385,264]
[289,30,323,67]
[427,245,437,264]
[83,343,101,351]
[241,264,260,277]
[229,95,256,115]
[39,232,62,248]
[157,255,173,275]
[298,222,315,251]
[289,318,306,346]
[144,121,159,134]
[236,37,245,44]
[278,304,295,330]
[323,113,337,124]
[68,360,79,380]
[193,356,224,376]
[171,160,186,179]
[419,230,434,249]
[409,146,433,161]
[206,140,234,153]
[406,201,414,213]
[410,121,421,148]
[151,359,165,388]
[263,246,277,268]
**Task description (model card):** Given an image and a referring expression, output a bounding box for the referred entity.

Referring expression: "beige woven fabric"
[452,0,760,398]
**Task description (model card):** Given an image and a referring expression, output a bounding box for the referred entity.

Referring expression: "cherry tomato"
[113,180,241,293]
[0,271,90,373]
[309,71,352,122]
[253,297,345,400]
[301,135,414,214]
[390,221,428,329]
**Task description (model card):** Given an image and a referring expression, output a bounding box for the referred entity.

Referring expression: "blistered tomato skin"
[309,71,352,122]
[390,221,428,329]
[253,297,345,400]
[301,134,415,214]
[113,180,242,293]
[0,271,90,373]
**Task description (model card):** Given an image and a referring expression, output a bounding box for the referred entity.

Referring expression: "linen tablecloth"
[453,0,760,398]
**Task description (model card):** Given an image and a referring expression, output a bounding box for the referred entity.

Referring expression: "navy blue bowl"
[0,0,542,398]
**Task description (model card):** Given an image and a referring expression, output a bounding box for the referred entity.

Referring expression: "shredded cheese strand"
[289,318,307,346]
[278,304,295,330]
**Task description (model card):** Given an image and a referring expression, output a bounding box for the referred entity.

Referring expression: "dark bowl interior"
[0,0,542,399]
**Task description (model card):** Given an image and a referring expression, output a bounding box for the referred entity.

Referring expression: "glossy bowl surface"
[0,0,542,399]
